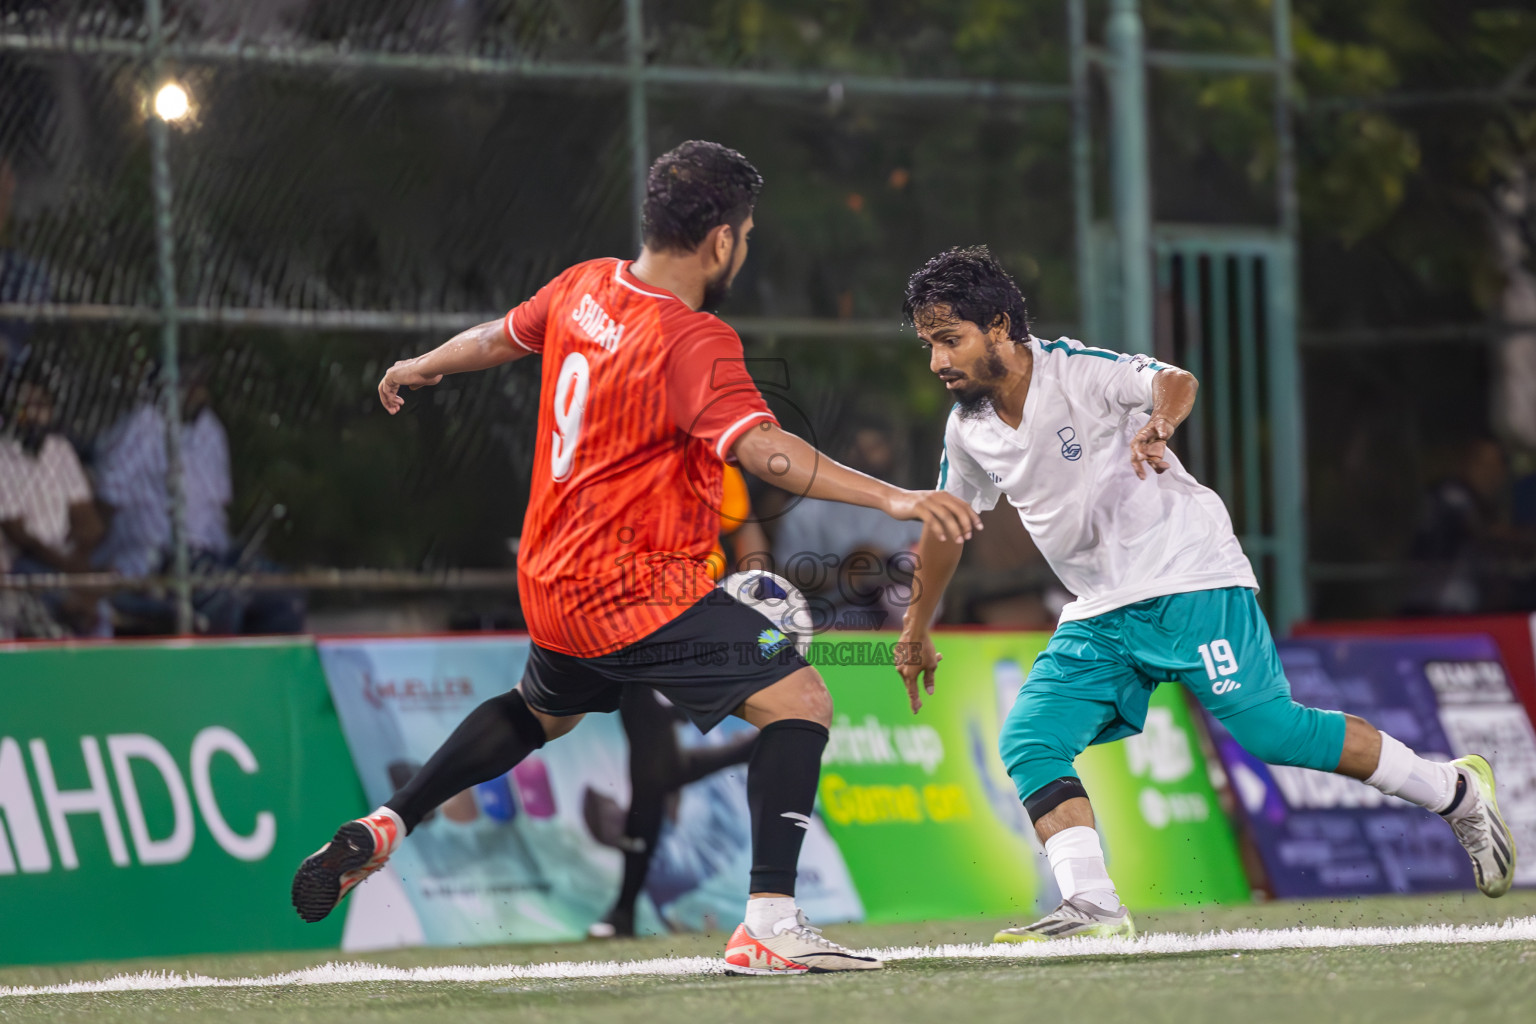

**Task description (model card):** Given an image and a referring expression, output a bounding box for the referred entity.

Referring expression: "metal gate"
[1087,226,1305,630]
[1155,228,1305,631]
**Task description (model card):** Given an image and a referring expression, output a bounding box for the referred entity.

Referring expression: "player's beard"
[700,238,739,313]
[952,343,1010,420]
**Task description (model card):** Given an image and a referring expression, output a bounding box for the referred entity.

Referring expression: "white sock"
[1044,825,1120,914]
[1364,733,1460,814]
[745,896,797,938]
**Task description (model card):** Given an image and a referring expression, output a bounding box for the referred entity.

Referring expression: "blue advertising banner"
[1208,634,1536,898]
[316,637,862,949]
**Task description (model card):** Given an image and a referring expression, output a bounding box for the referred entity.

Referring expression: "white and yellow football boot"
[1446,754,1516,898]
[993,898,1136,943]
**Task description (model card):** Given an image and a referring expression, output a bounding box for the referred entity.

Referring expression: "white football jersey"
[938,336,1257,623]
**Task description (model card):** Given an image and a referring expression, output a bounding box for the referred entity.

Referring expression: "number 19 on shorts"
[1198,639,1241,695]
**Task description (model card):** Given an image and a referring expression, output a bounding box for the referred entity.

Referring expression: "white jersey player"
[895,245,1515,942]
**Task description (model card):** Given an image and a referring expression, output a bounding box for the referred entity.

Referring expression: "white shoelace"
[784,911,853,952]
[1050,900,1101,923]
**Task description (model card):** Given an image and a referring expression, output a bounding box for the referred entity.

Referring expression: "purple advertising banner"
[1206,634,1536,898]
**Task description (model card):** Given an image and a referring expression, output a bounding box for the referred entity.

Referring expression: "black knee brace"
[502,689,548,751]
[1023,776,1089,823]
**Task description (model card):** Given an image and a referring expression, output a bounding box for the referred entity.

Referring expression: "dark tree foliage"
[2,1,1532,621]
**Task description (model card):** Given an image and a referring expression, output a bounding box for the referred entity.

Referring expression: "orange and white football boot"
[722,910,883,975]
[291,808,403,923]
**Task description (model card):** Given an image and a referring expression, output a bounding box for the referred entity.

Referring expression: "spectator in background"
[1513,450,1536,610]
[0,369,107,636]
[1513,448,1536,531]
[771,424,922,630]
[92,359,294,634]
[95,358,232,580]
[93,358,306,635]
[1404,435,1536,614]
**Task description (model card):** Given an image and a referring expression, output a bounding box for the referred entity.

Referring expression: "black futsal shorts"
[519,589,810,732]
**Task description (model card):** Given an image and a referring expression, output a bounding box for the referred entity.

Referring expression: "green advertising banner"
[812,632,1248,923]
[1074,677,1252,908]
[0,631,1248,964]
[0,639,365,964]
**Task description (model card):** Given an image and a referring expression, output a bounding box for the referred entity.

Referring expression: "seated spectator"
[1513,450,1536,608]
[94,359,303,634]
[95,359,231,581]
[771,424,922,630]
[0,369,107,636]
[1404,435,1536,614]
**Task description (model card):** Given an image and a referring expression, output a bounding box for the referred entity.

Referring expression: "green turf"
[3,892,1533,1024]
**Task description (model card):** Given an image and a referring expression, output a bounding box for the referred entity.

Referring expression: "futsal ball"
[719,569,815,656]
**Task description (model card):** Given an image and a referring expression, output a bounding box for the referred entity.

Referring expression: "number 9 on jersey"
[551,352,590,482]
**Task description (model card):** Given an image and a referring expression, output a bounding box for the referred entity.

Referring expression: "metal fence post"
[1068,0,1096,344]
[625,0,648,251]
[1271,0,1308,631]
[1106,0,1152,353]
[145,0,193,634]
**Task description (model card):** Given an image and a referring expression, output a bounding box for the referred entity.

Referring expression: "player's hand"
[885,489,982,543]
[895,631,941,714]
[378,359,444,414]
[1130,416,1175,479]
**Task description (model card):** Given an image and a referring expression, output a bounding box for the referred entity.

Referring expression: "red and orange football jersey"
[505,258,777,656]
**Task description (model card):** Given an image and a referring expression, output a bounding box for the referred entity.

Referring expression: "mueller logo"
[362,674,474,710]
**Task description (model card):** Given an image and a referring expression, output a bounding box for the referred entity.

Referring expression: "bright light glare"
[154,82,191,121]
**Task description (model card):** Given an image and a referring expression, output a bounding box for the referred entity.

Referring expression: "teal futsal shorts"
[997,586,1347,803]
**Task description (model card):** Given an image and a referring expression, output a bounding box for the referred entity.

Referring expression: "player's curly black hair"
[902,245,1032,344]
[642,140,764,253]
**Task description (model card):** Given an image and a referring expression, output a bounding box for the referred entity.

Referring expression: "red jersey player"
[291,141,981,973]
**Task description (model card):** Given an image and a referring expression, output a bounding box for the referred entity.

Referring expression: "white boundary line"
[4,917,1535,998]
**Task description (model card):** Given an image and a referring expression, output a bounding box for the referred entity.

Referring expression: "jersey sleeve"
[666,321,778,461]
[503,276,559,354]
[938,415,1002,513]
[1052,338,1175,415]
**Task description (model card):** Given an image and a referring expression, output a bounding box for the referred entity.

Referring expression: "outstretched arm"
[378,320,531,414]
[1130,367,1198,479]
[894,522,966,713]
[731,421,982,543]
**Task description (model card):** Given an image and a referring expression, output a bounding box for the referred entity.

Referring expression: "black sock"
[610,800,663,924]
[385,689,546,833]
[606,687,679,921]
[746,719,829,896]
[609,759,668,922]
